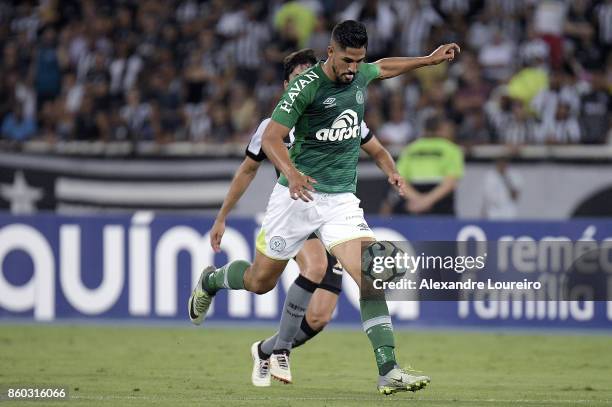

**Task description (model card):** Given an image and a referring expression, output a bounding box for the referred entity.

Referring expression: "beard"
[332,63,354,84]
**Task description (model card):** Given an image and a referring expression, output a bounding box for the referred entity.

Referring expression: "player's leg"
[256,285,340,385]
[289,245,343,342]
[265,237,326,383]
[258,249,342,359]
[319,194,396,381]
[300,285,339,340]
[331,238,430,394]
[272,237,327,352]
[299,252,343,339]
[189,183,320,325]
[189,250,288,325]
[320,193,430,394]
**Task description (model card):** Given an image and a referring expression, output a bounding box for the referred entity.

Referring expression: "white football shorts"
[256,183,374,260]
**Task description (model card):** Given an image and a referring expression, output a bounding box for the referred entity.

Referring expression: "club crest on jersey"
[315,109,360,142]
[356,90,364,104]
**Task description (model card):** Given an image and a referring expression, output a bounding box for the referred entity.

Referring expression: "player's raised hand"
[210,219,225,253]
[287,171,317,202]
[428,43,461,65]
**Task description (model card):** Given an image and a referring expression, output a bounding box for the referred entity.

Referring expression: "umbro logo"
[323,97,336,108]
[357,223,370,231]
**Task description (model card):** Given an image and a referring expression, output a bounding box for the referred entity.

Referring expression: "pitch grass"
[0,325,611,406]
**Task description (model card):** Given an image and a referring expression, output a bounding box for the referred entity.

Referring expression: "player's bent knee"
[248,280,275,295]
[307,312,331,331]
[302,263,327,283]
[247,253,288,294]
[244,273,276,294]
[252,286,272,295]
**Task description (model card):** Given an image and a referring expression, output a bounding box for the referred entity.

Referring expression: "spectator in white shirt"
[482,158,523,219]
[478,29,516,82]
[377,101,415,147]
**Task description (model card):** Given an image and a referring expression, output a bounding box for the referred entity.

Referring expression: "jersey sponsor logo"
[269,236,287,252]
[315,109,361,142]
[323,97,336,108]
[278,70,320,114]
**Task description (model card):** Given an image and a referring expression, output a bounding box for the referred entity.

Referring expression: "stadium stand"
[0,0,610,150]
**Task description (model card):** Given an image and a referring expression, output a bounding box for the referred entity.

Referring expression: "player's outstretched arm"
[262,119,317,202]
[361,136,420,201]
[375,43,460,80]
[210,157,261,252]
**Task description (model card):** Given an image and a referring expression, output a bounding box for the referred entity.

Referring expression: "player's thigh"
[318,192,375,287]
[294,236,328,283]
[256,183,320,261]
[306,288,339,327]
[330,237,375,290]
[245,250,289,294]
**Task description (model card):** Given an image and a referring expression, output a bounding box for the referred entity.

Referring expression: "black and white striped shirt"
[501,119,538,145]
[399,5,442,56]
[485,0,526,16]
[439,0,470,15]
[536,118,581,144]
[220,21,270,70]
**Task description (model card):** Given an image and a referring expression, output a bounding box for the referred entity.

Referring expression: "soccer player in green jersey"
[208,49,374,387]
[189,20,460,394]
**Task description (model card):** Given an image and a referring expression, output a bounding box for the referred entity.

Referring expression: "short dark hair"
[424,116,442,133]
[332,20,368,50]
[283,48,317,81]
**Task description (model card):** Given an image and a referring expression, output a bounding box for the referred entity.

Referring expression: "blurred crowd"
[0,0,611,147]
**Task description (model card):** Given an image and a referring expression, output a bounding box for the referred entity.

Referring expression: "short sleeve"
[270,75,317,129]
[245,118,271,161]
[396,146,412,180]
[360,121,373,145]
[443,144,464,179]
[358,63,380,84]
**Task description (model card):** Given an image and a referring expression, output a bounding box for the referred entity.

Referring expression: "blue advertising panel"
[1,213,611,330]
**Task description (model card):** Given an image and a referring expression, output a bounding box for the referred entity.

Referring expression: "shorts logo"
[269,236,286,252]
[357,223,370,231]
[356,90,364,104]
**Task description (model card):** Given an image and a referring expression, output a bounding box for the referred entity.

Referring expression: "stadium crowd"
[0,0,611,147]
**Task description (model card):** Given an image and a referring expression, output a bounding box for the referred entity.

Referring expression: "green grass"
[0,325,610,406]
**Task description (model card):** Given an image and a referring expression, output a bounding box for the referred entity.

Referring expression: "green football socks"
[202,260,250,295]
[360,299,397,376]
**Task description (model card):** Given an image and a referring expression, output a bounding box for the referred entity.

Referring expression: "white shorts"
[256,183,374,260]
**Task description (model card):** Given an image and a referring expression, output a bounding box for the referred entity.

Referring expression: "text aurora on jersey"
[315,109,361,141]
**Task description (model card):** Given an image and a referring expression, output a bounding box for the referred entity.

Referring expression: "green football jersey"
[271,61,380,193]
